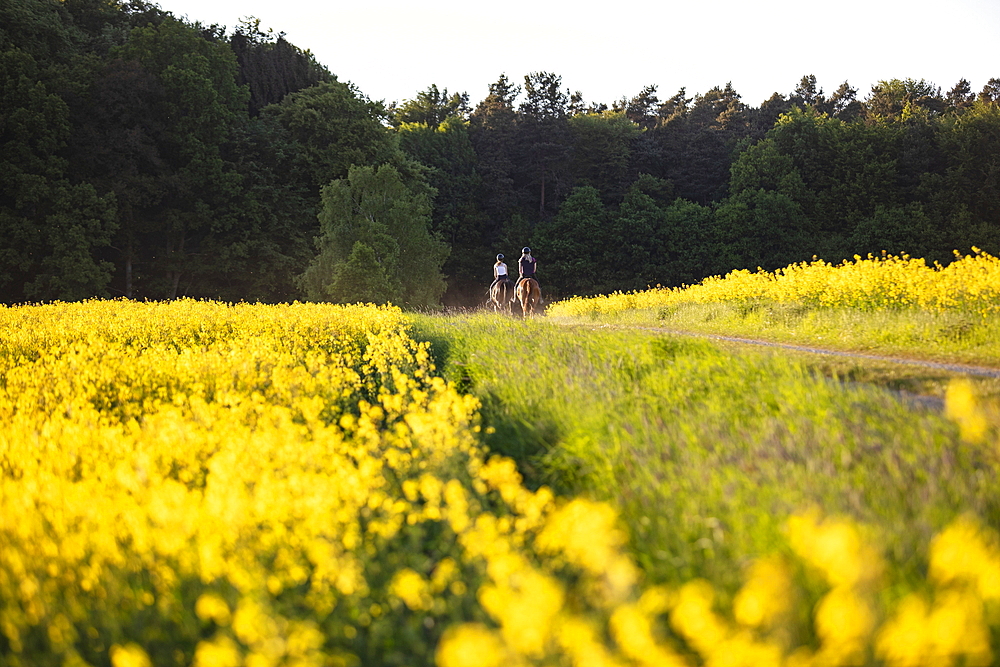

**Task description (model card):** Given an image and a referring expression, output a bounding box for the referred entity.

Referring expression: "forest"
[2,0,999,306]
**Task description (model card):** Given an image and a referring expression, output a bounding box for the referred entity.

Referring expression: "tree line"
[3,0,999,305]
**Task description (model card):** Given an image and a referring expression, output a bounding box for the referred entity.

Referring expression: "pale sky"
[158,0,1000,109]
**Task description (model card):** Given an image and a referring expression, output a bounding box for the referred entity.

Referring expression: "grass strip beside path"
[547,301,1000,400]
[410,313,1000,597]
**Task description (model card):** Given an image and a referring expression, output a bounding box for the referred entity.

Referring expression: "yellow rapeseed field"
[2,300,1000,666]
[550,249,1000,319]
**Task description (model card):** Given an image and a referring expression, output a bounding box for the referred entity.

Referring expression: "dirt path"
[553,319,1000,378]
[634,328,1000,378]
[558,322,1000,413]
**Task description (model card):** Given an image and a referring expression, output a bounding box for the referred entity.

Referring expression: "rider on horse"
[516,247,537,289]
[490,253,510,291]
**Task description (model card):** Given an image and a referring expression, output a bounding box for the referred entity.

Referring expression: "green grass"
[548,300,1000,368]
[410,313,1000,604]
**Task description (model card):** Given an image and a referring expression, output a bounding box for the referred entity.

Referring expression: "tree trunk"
[168,232,185,299]
[125,237,133,299]
[539,173,546,218]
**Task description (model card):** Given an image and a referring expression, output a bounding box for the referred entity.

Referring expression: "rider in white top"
[491,254,509,291]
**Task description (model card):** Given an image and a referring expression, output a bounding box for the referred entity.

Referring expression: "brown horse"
[488,279,514,314]
[515,277,541,316]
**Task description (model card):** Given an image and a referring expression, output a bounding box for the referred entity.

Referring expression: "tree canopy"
[1,0,998,305]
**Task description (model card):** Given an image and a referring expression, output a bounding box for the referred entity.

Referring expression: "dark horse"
[515,277,541,316]
[488,279,514,314]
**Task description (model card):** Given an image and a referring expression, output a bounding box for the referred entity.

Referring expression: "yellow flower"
[876,591,992,667]
[929,515,1000,600]
[390,568,433,611]
[196,593,232,626]
[610,604,686,667]
[436,623,507,667]
[787,511,879,587]
[537,498,637,602]
[670,580,727,656]
[945,379,989,444]
[479,565,564,657]
[110,643,152,667]
[193,635,242,667]
[733,556,793,628]
[814,586,874,659]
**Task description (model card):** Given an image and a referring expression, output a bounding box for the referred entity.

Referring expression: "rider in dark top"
[517,247,537,289]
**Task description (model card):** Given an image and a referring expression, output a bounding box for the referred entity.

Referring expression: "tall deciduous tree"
[619,173,719,287]
[469,73,521,241]
[531,185,607,296]
[396,116,484,298]
[299,164,448,306]
[264,80,397,191]
[70,55,167,298]
[568,110,640,203]
[110,17,249,298]
[724,107,899,261]
[865,78,943,119]
[228,18,333,117]
[0,47,117,302]
[517,71,573,220]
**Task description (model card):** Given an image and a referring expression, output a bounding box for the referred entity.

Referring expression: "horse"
[515,277,541,316]
[488,279,514,314]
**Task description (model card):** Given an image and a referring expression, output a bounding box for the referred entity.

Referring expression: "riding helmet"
[522,247,531,254]
[496,253,504,261]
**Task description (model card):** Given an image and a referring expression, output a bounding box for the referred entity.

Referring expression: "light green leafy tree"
[299,164,449,306]
[324,241,396,304]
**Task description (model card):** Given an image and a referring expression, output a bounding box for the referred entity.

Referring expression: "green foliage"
[396,117,486,299]
[531,185,606,295]
[196,113,317,302]
[265,80,397,190]
[714,188,814,270]
[848,203,940,258]
[21,181,117,300]
[468,74,521,246]
[325,241,396,304]
[633,82,746,205]
[531,179,722,296]
[517,71,573,219]
[412,314,999,596]
[0,46,117,301]
[0,0,81,61]
[567,110,640,201]
[716,78,1000,273]
[299,164,449,307]
[103,17,249,298]
[866,78,943,119]
[390,84,469,129]
[652,195,720,285]
[228,18,334,116]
